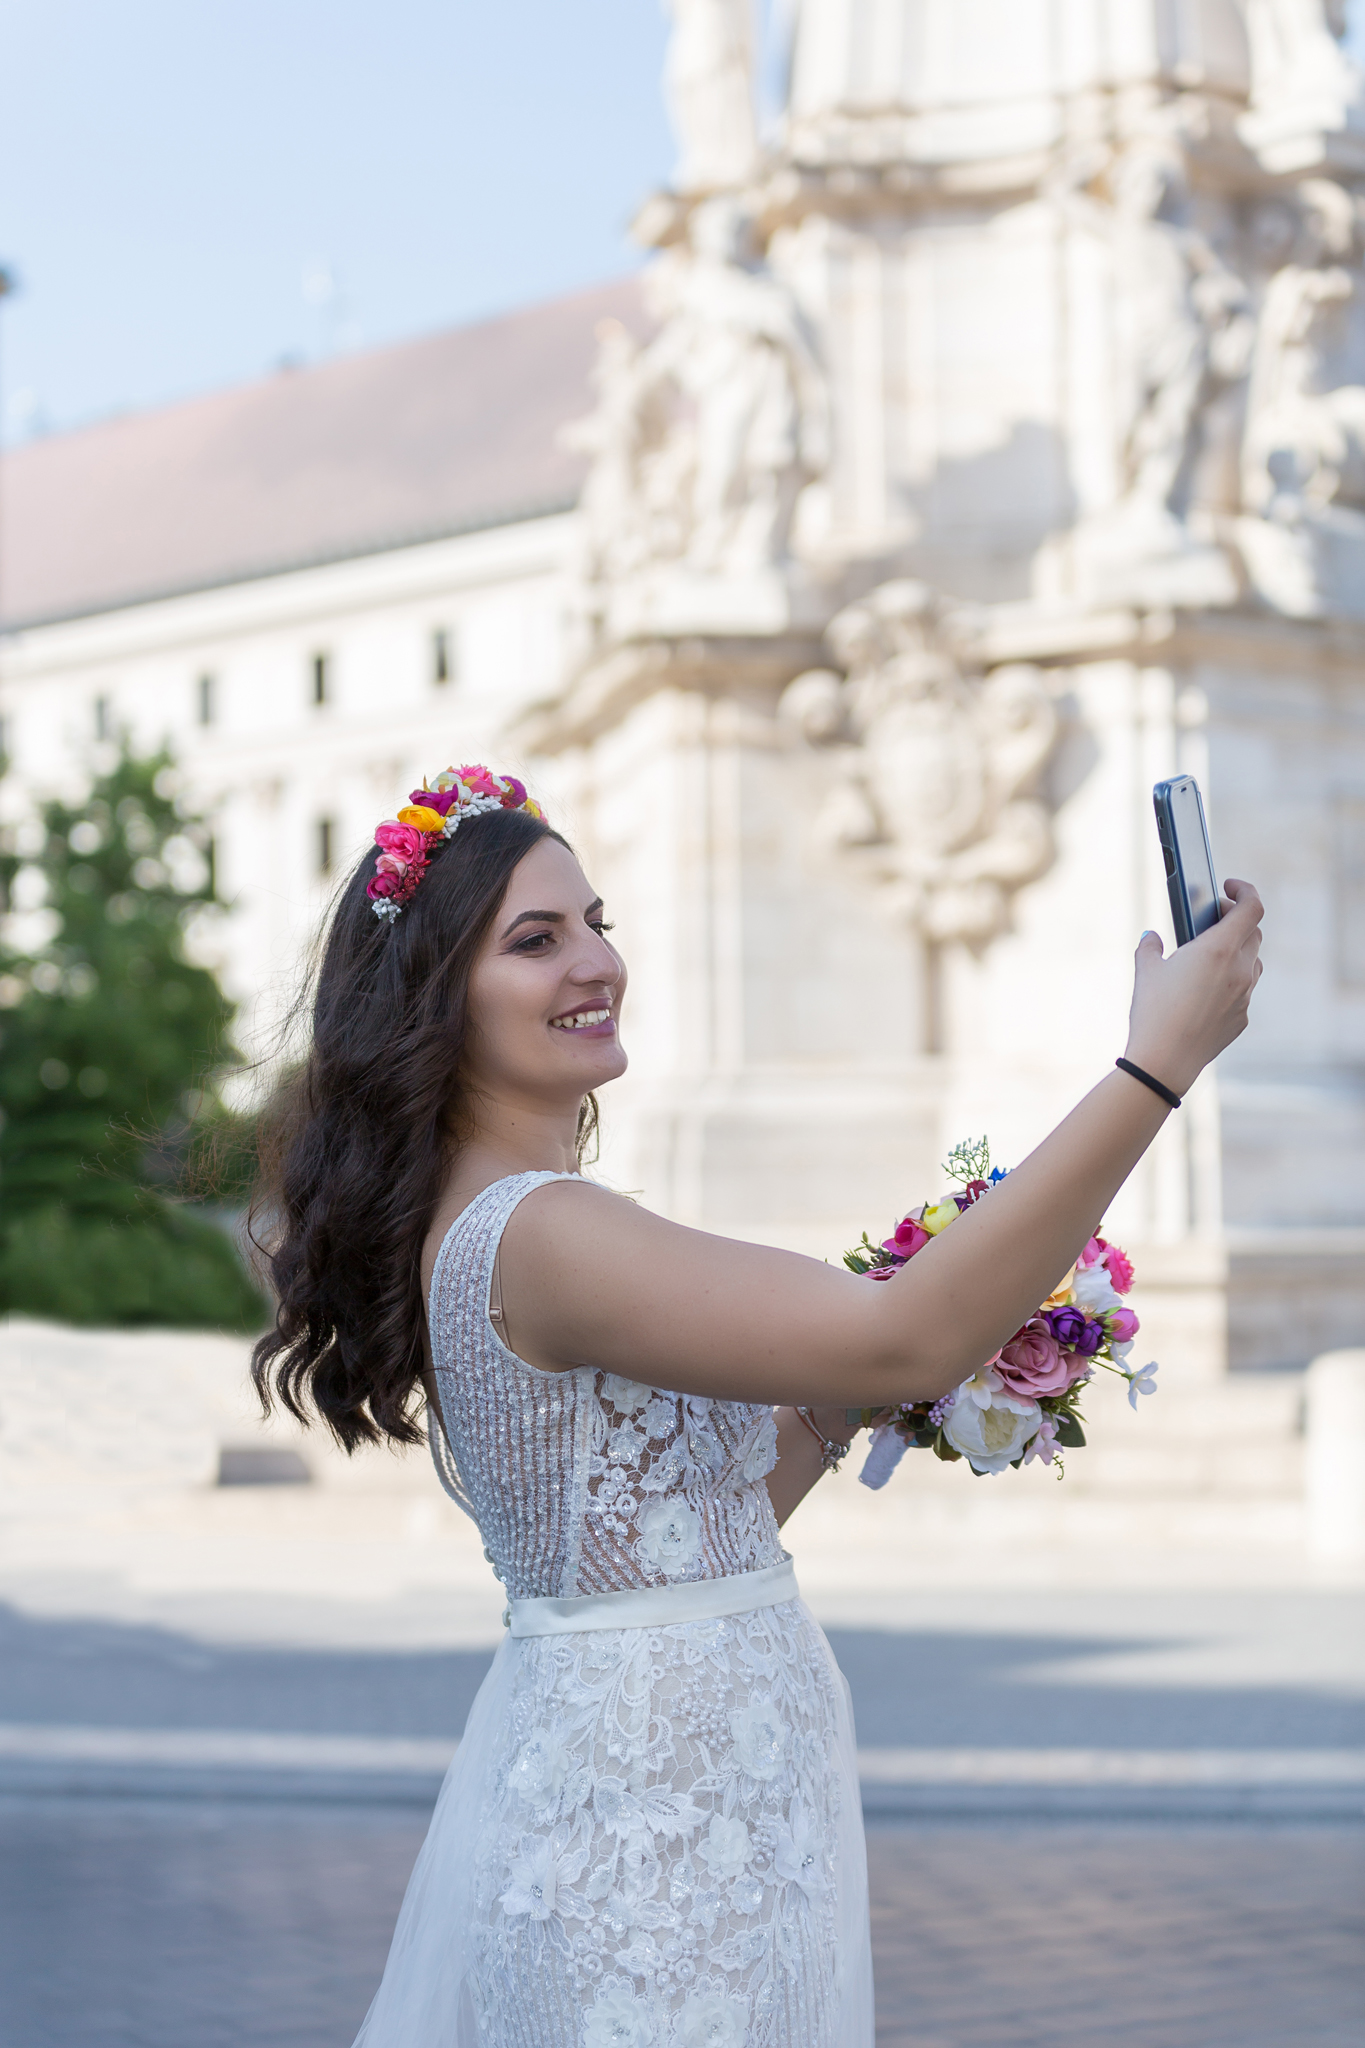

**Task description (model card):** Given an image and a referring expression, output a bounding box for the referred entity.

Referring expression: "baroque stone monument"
[527,0,1365,1378]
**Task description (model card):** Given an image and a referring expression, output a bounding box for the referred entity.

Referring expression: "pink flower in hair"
[498,775,528,806]
[459,764,501,799]
[367,869,402,901]
[375,820,430,864]
[410,787,458,816]
[374,852,408,878]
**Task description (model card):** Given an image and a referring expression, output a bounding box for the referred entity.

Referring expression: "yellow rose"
[921,1200,961,1236]
[397,805,445,833]
[523,798,543,819]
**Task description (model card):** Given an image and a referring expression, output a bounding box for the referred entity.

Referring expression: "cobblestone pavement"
[0,1797,1360,2048]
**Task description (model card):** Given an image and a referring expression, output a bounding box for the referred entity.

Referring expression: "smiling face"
[462,836,627,1116]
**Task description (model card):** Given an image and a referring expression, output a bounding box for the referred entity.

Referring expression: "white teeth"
[551,1008,611,1030]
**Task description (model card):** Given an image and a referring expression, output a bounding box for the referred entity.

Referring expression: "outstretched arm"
[497,883,1263,1412]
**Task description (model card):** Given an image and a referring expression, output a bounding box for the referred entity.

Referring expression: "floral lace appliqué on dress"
[353,1171,873,2048]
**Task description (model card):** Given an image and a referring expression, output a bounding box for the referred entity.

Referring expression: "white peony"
[729,1701,787,1780]
[674,1987,750,2047]
[741,1411,778,1482]
[942,1388,1041,1474]
[507,1727,571,1807]
[637,1497,702,1576]
[603,1375,654,1413]
[697,1814,752,1879]
[583,1981,657,2048]
[1072,1263,1120,1314]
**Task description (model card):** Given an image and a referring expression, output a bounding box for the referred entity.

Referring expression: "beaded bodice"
[427,1171,786,1601]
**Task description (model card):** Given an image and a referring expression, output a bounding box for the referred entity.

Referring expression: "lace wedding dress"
[354,1171,874,2048]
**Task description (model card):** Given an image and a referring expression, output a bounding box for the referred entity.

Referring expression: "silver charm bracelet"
[794,1406,854,1472]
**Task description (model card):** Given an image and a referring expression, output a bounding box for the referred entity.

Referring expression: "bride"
[252,768,1262,2047]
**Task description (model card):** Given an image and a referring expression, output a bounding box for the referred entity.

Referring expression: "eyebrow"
[501,898,603,939]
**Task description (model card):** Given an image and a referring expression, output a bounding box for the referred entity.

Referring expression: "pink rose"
[1099,1239,1134,1294]
[996,1322,1074,1398]
[458,764,500,798]
[882,1215,930,1260]
[1077,1236,1104,1269]
[374,820,430,863]
[410,787,458,816]
[374,852,408,877]
[366,870,401,901]
[1107,1306,1140,1344]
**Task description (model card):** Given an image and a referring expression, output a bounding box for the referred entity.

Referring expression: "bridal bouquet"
[845,1138,1157,1483]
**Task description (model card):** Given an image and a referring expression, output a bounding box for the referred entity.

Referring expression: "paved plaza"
[0,1585,1361,2046]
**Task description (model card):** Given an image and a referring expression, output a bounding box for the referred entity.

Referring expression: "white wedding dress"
[354,1171,874,2048]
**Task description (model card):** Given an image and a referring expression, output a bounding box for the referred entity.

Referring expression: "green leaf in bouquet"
[931,1436,962,1463]
[1053,1412,1087,1448]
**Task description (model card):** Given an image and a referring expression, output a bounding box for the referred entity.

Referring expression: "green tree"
[0,747,267,1328]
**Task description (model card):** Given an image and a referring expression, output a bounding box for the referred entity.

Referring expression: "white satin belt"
[505,1558,798,1638]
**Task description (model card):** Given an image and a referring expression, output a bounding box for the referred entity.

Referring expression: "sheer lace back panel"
[428,1172,786,1601]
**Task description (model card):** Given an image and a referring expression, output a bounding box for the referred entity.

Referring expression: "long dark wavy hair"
[250,805,595,1452]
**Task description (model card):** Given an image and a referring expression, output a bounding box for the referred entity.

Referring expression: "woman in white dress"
[252,771,1262,2048]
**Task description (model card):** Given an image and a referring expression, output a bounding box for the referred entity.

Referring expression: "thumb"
[1135,928,1165,966]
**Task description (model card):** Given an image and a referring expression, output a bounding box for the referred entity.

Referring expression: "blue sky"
[2,3,1364,444]
[0,1,673,440]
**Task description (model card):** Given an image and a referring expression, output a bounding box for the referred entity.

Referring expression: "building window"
[317,817,334,877]
[311,652,330,706]
[93,695,111,741]
[197,673,215,726]
[432,627,455,686]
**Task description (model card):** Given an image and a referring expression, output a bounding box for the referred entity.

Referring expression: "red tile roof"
[1,276,647,629]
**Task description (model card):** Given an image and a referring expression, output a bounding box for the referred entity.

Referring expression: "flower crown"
[367,765,544,921]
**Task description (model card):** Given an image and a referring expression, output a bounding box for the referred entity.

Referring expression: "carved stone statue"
[1238,177,1365,615]
[1242,0,1365,172]
[564,199,827,626]
[664,0,759,194]
[781,583,1058,945]
[1066,135,1252,605]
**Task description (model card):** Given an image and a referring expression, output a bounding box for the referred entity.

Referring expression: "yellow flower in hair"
[397,805,445,833]
[523,798,544,820]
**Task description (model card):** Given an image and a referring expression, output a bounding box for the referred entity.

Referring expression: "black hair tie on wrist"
[1116,1057,1182,1110]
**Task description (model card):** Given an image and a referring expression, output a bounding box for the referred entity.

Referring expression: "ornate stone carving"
[1070,134,1253,607]
[664,0,760,195]
[1237,176,1365,617]
[564,198,828,646]
[1241,0,1365,174]
[781,582,1058,945]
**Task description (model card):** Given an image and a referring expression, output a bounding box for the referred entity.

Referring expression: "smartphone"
[1153,776,1222,946]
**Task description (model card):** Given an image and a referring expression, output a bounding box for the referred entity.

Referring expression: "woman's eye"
[514,931,553,952]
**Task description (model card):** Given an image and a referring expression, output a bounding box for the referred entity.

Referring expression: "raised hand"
[1124,878,1264,1099]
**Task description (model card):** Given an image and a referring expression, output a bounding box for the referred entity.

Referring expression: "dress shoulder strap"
[425,1170,583,1514]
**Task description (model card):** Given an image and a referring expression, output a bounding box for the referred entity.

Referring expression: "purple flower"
[409,787,459,816]
[1046,1305,1087,1348]
[1073,1318,1106,1356]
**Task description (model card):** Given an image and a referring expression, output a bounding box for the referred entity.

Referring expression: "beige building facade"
[5,1,1365,1386]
